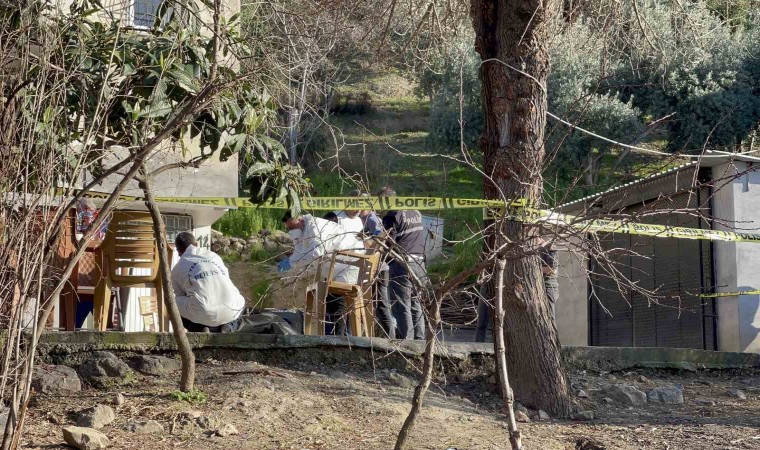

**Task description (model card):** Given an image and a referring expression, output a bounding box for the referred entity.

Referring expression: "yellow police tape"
[71,190,506,210]
[483,204,760,244]
[698,290,760,298]
[68,190,760,244]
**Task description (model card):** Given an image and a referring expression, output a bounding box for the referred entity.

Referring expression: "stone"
[32,365,82,395]
[604,385,647,406]
[196,415,214,430]
[62,426,109,450]
[729,389,747,400]
[577,390,589,399]
[0,407,8,432]
[386,371,416,390]
[695,398,716,406]
[514,402,529,414]
[538,410,550,421]
[180,410,203,420]
[638,375,650,383]
[126,420,164,434]
[602,398,613,404]
[215,424,239,437]
[606,374,617,381]
[514,411,530,423]
[79,352,132,388]
[112,393,126,406]
[271,229,293,244]
[76,405,116,429]
[647,386,684,404]
[133,355,181,376]
[572,410,594,421]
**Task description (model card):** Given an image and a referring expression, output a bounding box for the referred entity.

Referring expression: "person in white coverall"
[282,211,364,335]
[171,232,245,332]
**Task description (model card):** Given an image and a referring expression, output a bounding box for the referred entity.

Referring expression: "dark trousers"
[374,268,395,339]
[389,260,426,340]
[325,293,348,336]
[181,317,222,333]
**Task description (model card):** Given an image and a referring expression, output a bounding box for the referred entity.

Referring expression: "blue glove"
[277,259,292,272]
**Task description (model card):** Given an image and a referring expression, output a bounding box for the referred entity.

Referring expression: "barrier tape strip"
[483,206,760,244]
[698,290,760,298]
[63,189,760,244]
[65,189,515,210]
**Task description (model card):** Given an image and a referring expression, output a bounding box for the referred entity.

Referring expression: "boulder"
[32,365,81,395]
[125,420,164,434]
[62,426,109,450]
[79,352,132,388]
[604,385,647,406]
[537,410,550,421]
[572,410,594,421]
[515,411,530,423]
[577,390,589,399]
[215,423,239,437]
[729,389,747,400]
[386,371,416,390]
[638,375,650,383]
[132,355,181,376]
[647,386,684,404]
[695,398,716,406]
[76,405,115,429]
[270,230,294,245]
[112,393,126,407]
[0,407,8,432]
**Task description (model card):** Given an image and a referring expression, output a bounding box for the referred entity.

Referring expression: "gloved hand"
[277,258,292,272]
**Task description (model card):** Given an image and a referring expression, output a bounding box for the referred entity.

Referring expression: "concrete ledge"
[34,333,760,371]
[35,332,494,362]
[563,345,760,371]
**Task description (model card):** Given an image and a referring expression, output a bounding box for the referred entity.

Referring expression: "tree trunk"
[139,169,196,392]
[470,0,572,416]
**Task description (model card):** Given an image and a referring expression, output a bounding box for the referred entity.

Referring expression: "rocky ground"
[15,351,760,450]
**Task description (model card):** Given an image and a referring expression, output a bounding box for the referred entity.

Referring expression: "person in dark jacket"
[379,187,427,340]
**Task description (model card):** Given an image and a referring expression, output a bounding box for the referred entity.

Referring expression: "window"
[131,0,162,28]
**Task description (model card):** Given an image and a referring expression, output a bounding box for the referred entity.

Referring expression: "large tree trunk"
[470,0,572,416]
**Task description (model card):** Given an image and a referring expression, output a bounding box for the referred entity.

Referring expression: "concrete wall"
[556,247,589,346]
[711,161,760,352]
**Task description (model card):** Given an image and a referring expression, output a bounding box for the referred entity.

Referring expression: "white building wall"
[556,246,589,346]
[711,161,760,352]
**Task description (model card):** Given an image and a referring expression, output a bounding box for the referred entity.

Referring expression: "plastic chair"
[92,211,165,331]
[304,250,380,337]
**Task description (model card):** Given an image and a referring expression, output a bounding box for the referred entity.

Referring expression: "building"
[49,0,242,331]
[556,152,760,353]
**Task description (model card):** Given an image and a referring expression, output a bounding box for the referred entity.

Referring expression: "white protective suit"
[290,215,364,284]
[171,245,245,326]
[336,211,364,235]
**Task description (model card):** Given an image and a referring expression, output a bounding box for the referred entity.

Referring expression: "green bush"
[213,208,283,238]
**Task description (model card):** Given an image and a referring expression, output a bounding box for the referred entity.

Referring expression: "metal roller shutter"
[589,169,716,349]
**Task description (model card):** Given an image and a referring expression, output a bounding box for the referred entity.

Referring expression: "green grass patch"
[171,389,207,404]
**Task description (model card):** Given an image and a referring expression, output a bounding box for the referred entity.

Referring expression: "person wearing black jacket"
[379,187,427,340]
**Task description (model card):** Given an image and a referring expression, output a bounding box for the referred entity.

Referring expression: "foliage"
[421,1,760,191]
[213,208,283,238]
[610,2,760,152]
[5,0,308,209]
[171,389,208,404]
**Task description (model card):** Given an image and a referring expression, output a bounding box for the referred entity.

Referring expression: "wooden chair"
[303,250,380,337]
[93,211,165,332]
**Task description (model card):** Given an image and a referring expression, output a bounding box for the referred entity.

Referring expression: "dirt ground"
[20,353,760,450]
